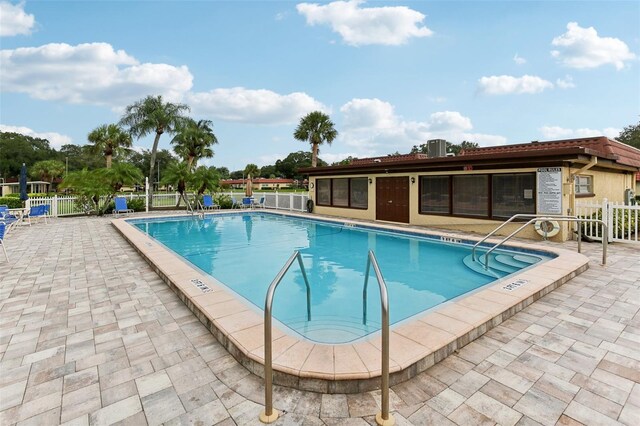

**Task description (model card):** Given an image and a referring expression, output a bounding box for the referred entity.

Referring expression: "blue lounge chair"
[201,194,220,210]
[114,197,134,217]
[241,197,253,209]
[0,206,20,232]
[25,205,48,225]
[0,222,7,261]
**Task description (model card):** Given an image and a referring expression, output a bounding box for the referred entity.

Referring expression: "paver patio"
[0,214,638,425]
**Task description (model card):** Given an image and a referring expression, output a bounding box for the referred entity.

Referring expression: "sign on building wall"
[537,167,562,214]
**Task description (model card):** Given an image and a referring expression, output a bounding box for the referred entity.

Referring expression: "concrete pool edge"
[112,211,590,394]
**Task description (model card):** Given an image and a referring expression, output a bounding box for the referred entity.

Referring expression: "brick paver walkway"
[0,215,638,425]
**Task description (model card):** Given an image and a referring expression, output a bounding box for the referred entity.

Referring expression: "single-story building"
[300,137,640,241]
[221,178,296,190]
[1,180,51,196]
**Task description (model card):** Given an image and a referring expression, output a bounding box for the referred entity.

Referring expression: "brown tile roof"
[350,153,428,165]
[221,178,295,185]
[459,137,640,168]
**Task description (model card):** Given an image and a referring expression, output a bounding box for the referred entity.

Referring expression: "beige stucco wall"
[309,166,637,241]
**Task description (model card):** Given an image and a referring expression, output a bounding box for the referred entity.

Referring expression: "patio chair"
[252,196,265,209]
[25,205,48,225]
[241,197,253,209]
[0,222,7,262]
[231,197,242,209]
[113,197,134,217]
[202,194,220,210]
[0,206,20,233]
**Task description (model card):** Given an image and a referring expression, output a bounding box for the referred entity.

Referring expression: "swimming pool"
[131,212,551,344]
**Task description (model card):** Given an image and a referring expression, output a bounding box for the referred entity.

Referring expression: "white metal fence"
[576,198,639,243]
[24,191,310,217]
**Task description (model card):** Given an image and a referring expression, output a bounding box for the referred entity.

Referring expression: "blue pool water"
[131,212,550,343]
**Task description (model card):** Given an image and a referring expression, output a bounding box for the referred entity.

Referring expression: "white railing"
[576,198,639,243]
[22,191,310,217]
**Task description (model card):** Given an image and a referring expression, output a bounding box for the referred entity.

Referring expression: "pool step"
[284,315,381,343]
[462,251,541,279]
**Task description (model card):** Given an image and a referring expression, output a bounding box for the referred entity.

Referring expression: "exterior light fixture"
[309,182,314,189]
[411,177,416,184]
[368,178,373,184]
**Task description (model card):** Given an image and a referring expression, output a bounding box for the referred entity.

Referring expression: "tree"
[171,119,218,169]
[59,163,142,215]
[214,166,230,179]
[30,160,65,182]
[87,124,133,169]
[331,156,358,166]
[160,161,191,207]
[259,165,277,178]
[293,111,338,167]
[58,144,103,172]
[0,132,56,178]
[191,166,220,195]
[120,95,190,206]
[244,163,259,178]
[617,121,640,149]
[124,148,178,185]
[275,151,326,180]
[229,170,244,180]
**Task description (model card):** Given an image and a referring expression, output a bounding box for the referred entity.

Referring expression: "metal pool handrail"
[481,217,607,269]
[471,214,573,261]
[260,250,394,426]
[362,250,394,426]
[260,250,311,424]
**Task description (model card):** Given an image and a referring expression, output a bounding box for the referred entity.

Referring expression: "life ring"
[306,199,314,213]
[534,220,560,238]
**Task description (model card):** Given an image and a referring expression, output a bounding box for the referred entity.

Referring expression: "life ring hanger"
[534,219,560,238]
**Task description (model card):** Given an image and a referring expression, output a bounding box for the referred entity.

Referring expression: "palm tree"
[30,160,65,183]
[87,123,133,168]
[171,119,218,170]
[293,111,338,167]
[119,95,190,206]
[244,163,260,179]
[191,166,220,196]
[160,162,191,207]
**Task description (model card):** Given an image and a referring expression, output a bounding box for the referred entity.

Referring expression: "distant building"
[221,178,296,190]
[1,179,51,196]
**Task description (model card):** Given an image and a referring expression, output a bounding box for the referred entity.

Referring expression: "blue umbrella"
[19,163,28,201]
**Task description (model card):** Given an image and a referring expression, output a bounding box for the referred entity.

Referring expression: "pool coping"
[111,210,590,393]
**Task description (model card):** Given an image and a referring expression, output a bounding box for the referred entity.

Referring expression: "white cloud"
[513,53,526,65]
[337,98,506,156]
[478,75,554,95]
[0,1,35,37]
[186,87,327,125]
[556,75,575,89]
[551,22,636,70]
[0,42,193,107]
[296,0,432,46]
[539,125,620,140]
[0,124,72,149]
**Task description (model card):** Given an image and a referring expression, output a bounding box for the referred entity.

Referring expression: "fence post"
[289,193,294,211]
[275,191,279,210]
[602,198,612,242]
[145,177,149,213]
[52,195,58,218]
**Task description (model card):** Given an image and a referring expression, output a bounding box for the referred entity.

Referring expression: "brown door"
[376,177,410,223]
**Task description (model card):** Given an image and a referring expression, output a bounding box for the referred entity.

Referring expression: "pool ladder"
[260,250,395,426]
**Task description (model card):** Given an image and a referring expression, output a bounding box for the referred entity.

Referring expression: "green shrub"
[4,193,20,198]
[0,197,23,208]
[581,209,638,238]
[214,194,233,209]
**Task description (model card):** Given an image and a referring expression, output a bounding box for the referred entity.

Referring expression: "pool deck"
[0,212,638,425]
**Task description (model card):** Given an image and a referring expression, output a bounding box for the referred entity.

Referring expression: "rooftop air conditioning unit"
[427,139,448,158]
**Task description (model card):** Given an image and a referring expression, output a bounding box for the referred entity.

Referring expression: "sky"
[1,0,638,172]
